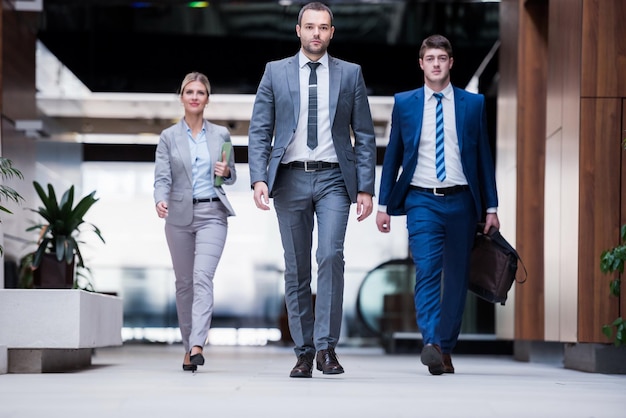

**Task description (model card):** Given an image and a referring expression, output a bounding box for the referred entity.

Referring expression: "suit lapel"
[287,54,300,127]
[204,120,220,165]
[172,119,193,184]
[409,88,425,165]
[453,87,467,153]
[328,55,340,126]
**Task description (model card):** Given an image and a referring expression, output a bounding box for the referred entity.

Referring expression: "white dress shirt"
[282,51,338,163]
[412,83,468,188]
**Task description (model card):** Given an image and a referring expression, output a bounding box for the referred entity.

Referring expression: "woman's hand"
[156,201,168,218]
[214,150,230,178]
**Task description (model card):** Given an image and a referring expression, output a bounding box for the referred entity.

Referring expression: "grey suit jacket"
[248,53,376,203]
[154,119,237,226]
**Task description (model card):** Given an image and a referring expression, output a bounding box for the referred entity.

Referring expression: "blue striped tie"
[433,92,446,181]
[307,62,321,150]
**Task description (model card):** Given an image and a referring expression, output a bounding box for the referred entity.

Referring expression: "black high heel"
[182,363,198,372]
[190,347,205,366]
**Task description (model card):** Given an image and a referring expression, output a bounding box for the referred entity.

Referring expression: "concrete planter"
[564,342,626,374]
[0,289,123,373]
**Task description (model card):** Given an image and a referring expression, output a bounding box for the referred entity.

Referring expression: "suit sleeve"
[153,131,172,205]
[378,95,404,208]
[476,95,498,211]
[351,65,377,196]
[248,62,276,188]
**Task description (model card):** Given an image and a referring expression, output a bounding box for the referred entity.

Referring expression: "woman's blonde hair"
[179,72,211,96]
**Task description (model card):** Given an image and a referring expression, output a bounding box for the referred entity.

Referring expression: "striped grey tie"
[307,62,321,150]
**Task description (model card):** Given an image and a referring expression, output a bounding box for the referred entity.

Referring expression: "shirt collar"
[299,50,328,69]
[425,83,453,101]
[183,118,206,134]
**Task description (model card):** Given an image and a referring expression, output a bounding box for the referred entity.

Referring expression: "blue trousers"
[405,188,476,353]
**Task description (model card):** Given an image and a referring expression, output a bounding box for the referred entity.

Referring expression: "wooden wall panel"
[0,3,3,117]
[621,101,626,324]
[1,7,40,265]
[2,9,37,121]
[581,0,626,97]
[514,0,548,340]
[578,98,621,342]
[577,0,626,343]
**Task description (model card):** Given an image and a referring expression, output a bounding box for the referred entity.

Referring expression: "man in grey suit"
[248,2,376,378]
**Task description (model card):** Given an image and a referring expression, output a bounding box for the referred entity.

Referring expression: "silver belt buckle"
[433,187,444,197]
[304,161,316,172]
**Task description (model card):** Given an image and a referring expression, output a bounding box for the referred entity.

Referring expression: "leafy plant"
[27,181,105,272]
[75,265,96,292]
[18,251,95,291]
[600,224,625,346]
[0,158,24,254]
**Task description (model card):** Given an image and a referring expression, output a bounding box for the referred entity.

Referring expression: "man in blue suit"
[248,2,376,378]
[376,34,500,375]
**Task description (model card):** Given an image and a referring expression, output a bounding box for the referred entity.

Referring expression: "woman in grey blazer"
[154,72,237,372]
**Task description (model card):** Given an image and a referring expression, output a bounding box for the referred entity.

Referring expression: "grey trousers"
[273,166,351,357]
[165,201,228,352]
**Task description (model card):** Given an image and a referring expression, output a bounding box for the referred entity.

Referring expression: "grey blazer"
[154,119,237,226]
[248,53,376,203]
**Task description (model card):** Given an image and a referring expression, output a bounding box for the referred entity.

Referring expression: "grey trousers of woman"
[165,201,228,352]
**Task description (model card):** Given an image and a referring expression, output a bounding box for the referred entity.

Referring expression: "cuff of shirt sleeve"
[378,204,387,213]
[486,207,497,214]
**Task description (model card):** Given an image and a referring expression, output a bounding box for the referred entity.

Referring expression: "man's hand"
[356,192,373,222]
[253,182,271,211]
[483,213,500,234]
[376,211,391,233]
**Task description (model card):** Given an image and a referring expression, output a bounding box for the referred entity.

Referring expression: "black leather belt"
[410,185,470,196]
[281,161,340,172]
[193,197,220,204]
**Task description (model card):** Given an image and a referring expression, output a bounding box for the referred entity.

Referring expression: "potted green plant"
[18,251,96,291]
[26,181,105,289]
[597,135,626,347]
[600,223,625,346]
[0,157,24,255]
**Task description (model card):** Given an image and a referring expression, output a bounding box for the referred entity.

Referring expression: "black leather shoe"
[442,353,455,373]
[290,353,314,378]
[316,348,344,375]
[420,343,444,375]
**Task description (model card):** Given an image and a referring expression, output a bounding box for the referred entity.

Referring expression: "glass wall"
[81,163,418,344]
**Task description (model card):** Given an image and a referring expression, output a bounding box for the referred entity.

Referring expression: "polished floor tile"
[0,343,624,418]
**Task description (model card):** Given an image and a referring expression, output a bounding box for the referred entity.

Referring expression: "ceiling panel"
[36,0,499,95]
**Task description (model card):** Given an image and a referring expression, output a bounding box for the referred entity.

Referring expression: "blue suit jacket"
[378,86,498,218]
[248,53,376,203]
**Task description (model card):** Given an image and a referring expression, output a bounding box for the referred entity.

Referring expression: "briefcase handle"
[476,223,528,284]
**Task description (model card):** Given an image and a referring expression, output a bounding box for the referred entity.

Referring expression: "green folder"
[214,141,232,187]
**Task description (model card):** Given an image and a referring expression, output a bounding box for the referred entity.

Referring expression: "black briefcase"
[468,224,527,305]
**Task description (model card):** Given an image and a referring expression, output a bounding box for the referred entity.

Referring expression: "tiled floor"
[1,343,624,418]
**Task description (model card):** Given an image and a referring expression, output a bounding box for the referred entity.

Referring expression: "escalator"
[355,258,506,354]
